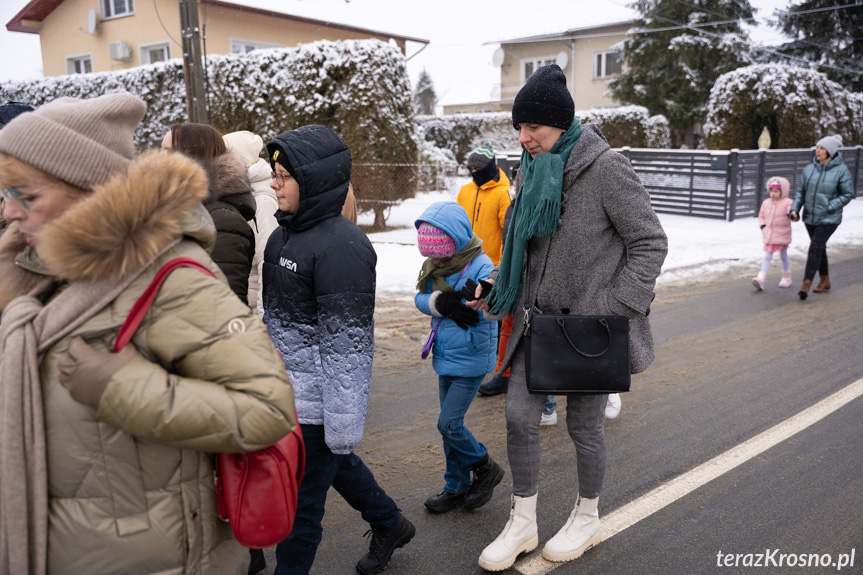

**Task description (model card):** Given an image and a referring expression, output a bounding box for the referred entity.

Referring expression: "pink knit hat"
[417,222,456,258]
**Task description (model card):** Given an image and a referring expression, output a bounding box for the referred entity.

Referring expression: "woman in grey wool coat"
[470,64,668,571]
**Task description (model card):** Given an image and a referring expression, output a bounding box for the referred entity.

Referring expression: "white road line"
[514,378,863,575]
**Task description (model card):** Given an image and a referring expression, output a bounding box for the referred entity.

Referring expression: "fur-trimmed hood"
[0,150,214,307]
[205,151,256,222]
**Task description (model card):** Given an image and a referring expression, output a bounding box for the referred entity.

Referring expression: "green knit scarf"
[416,233,484,293]
[485,120,582,315]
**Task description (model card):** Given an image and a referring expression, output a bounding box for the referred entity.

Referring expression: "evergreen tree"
[609,0,755,144]
[772,0,863,92]
[413,69,437,115]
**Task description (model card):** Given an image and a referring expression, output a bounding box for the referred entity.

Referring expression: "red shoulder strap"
[114,257,216,352]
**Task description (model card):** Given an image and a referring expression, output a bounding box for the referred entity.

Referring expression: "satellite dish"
[491,47,505,67]
[87,9,97,34]
[555,51,568,68]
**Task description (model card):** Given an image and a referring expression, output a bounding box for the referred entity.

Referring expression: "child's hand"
[434,291,480,329]
[459,279,493,301]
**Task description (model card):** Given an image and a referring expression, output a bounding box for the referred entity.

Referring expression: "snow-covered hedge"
[704,63,863,150]
[418,106,670,162]
[0,39,418,163]
[577,106,671,149]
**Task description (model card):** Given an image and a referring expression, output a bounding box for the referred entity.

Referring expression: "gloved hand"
[459,279,494,302]
[435,291,479,329]
[58,337,136,408]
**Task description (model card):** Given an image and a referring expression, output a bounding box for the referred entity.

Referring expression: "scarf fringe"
[518,197,560,240]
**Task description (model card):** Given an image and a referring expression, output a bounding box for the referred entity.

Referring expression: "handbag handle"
[522,246,552,333]
[114,257,216,352]
[557,316,612,358]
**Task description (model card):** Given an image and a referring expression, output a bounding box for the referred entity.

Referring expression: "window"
[102,0,134,19]
[140,42,170,65]
[522,57,556,82]
[66,54,93,75]
[230,38,284,54]
[595,51,622,78]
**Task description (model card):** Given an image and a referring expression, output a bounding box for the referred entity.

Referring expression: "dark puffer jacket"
[205,152,256,302]
[263,125,377,455]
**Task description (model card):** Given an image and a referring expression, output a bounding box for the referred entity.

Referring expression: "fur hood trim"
[206,151,253,203]
[36,150,212,282]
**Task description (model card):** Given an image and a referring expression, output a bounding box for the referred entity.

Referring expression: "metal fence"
[620,146,863,221]
[352,147,863,241]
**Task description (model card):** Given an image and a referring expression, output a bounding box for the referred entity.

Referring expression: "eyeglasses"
[271,172,294,187]
[0,183,57,212]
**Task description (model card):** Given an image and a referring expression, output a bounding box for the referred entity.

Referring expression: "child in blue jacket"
[414,201,504,514]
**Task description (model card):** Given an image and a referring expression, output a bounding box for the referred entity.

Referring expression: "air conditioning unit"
[108,41,133,62]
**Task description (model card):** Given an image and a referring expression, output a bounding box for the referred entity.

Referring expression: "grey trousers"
[505,345,607,498]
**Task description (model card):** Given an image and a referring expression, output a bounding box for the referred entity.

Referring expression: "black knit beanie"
[511,64,574,131]
[266,138,294,175]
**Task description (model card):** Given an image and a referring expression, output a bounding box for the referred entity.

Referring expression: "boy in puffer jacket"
[264,125,414,575]
[752,176,794,290]
[414,201,505,515]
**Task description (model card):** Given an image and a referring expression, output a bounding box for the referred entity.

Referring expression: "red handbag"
[115,257,305,549]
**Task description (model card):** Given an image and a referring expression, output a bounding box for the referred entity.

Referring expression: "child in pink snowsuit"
[752,176,794,290]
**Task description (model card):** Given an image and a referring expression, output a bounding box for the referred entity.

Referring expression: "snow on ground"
[370,195,863,301]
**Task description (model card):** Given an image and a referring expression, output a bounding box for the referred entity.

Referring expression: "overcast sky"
[1,0,791,109]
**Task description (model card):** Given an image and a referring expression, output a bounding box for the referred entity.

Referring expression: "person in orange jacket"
[458,144,513,398]
[456,143,511,267]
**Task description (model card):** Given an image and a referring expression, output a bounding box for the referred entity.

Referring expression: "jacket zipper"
[471,189,480,226]
[809,168,824,219]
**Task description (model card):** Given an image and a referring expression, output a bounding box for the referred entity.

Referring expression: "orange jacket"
[456,168,511,266]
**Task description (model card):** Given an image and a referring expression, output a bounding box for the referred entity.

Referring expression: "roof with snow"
[494,20,634,45]
[5,0,429,44]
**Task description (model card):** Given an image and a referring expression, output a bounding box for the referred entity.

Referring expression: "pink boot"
[778,271,792,288]
[751,272,765,291]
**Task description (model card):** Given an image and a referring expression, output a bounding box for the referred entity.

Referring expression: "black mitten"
[459,279,493,301]
[435,291,480,329]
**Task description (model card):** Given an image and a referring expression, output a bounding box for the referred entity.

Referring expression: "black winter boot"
[356,514,416,575]
[424,490,465,513]
[247,549,266,575]
[465,454,505,510]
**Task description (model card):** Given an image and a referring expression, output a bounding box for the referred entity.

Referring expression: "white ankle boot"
[542,495,602,562]
[751,272,766,291]
[478,494,538,571]
[778,271,792,288]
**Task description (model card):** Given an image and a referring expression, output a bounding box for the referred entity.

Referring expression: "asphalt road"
[266,247,863,575]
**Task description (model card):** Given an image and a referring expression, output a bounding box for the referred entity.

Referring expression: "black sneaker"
[464,454,504,510]
[424,490,466,513]
[478,376,509,396]
[356,514,416,575]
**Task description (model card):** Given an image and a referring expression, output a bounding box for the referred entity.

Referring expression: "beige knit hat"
[223,130,264,167]
[0,92,146,190]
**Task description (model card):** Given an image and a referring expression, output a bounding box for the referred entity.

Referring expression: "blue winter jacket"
[414,202,497,377]
[791,152,855,226]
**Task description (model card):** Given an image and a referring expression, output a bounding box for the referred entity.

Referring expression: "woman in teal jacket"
[414,201,503,515]
[790,134,855,299]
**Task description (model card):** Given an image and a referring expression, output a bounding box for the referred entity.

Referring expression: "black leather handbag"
[522,251,631,395]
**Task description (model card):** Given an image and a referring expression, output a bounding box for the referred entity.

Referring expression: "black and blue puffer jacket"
[262,125,377,455]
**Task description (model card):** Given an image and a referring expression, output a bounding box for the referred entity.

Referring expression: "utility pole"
[179,0,207,123]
